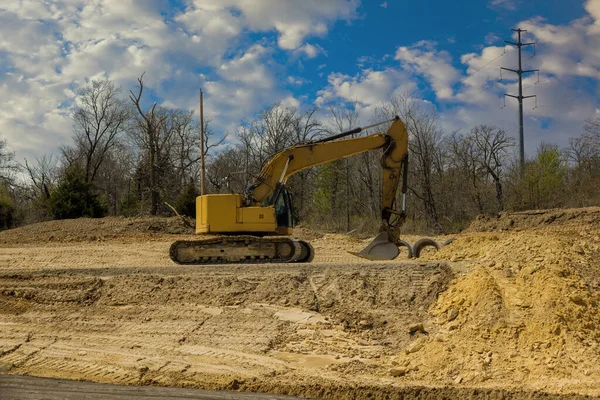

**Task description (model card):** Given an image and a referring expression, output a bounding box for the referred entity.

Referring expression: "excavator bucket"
[351,232,400,261]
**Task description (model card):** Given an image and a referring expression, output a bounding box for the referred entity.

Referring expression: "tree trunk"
[495,178,504,212]
[345,159,350,232]
[149,125,159,216]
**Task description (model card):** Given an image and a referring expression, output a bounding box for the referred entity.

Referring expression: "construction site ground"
[1,208,600,399]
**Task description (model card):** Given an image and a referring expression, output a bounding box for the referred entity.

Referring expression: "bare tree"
[293,107,322,144]
[448,132,486,213]
[289,108,322,220]
[560,119,600,207]
[129,73,171,215]
[0,139,18,186]
[327,106,359,231]
[210,103,321,222]
[448,126,514,213]
[584,117,600,140]
[207,147,247,194]
[71,80,131,183]
[470,126,515,211]
[236,103,301,186]
[23,155,59,200]
[166,109,196,189]
[173,117,227,190]
[567,136,592,169]
[256,103,298,157]
[93,142,136,216]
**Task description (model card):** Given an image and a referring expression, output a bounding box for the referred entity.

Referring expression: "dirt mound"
[411,218,600,392]
[0,216,195,245]
[467,207,600,233]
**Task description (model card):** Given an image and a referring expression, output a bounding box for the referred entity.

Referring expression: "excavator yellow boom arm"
[246,117,409,225]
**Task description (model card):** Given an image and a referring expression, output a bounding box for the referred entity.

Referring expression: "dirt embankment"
[0,216,195,245]
[417,207,600,393]
[0,209,599,399]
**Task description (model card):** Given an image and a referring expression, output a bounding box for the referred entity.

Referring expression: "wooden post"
[200,89,206,195]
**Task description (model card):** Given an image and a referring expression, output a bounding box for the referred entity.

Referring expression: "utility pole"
[501,28,538,173]
[200,89,206,195]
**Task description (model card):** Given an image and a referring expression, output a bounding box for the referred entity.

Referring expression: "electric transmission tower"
[501,28,539,172]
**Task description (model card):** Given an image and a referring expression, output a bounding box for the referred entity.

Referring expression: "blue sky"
[284,0,589,106]
[0,0,597,163]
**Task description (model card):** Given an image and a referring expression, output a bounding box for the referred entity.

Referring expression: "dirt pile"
[409,208,600,393]
[467,207,600,233]
[0,216,194,245]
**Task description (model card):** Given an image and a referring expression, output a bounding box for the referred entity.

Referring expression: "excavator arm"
[245,116,410,260]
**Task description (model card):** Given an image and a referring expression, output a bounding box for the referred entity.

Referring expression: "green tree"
[0,183,15,230]
[175,183,199,218]
[312,162,340,216]
[535,143,566,207]
[50,165,106,219]
[518,143,566,209]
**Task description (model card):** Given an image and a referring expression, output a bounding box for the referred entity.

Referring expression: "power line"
[500,28,539,174]
[460,48,506,84]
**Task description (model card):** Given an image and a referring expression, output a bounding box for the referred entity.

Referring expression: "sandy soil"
[0,211,599,399]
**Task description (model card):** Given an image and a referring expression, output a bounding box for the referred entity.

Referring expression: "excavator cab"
[274,188,294,231]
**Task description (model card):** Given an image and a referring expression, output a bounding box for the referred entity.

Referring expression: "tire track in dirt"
[0,261,454,397]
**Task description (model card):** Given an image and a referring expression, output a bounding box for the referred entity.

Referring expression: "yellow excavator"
[169,116,417,264]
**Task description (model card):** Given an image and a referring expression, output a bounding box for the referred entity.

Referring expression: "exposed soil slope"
[0,209,599,399]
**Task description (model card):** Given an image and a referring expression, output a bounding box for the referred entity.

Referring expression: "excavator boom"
[247,117,408,215]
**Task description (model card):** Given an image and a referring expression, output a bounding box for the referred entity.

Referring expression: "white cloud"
[489,0,517,10]
[484,33,501,45]
[295,43,322,59]
[280,96,301,109]
[218,45,274,89]
[447,0,600,150]
[380,2,388,8]
[457,45,511,106]
[0,0,358,162]
[2,0,600,165]
[287,76,310,86]
[519,14,600,80]
[188,0,359,50]
[395,41,460,100]
[316,68,416,116]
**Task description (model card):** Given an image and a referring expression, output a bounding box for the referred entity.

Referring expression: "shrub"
[0,184,15,230]
[175,183,199,218]
[50,165,106,219]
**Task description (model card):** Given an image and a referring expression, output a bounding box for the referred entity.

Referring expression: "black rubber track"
[169,236,302,264]
[395,239,414,259]
[412,237,440,258]
[297,240,315,263]
[441,237,457,247]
